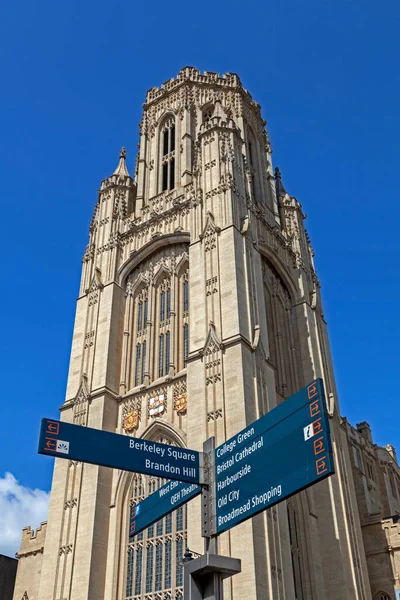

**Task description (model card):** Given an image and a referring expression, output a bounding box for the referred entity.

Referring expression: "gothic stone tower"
[21,67,373,600]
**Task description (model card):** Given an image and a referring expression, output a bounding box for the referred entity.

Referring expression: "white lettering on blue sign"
[129,439,196,463]
[216,427,256,459]
[217,484,283,527]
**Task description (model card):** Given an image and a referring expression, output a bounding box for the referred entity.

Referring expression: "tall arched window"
[157,277,171,379]
[183,325,188,367]
[125,440,187,599]
[287,500,304,599]
[262,260,300,399]
[375,594,391,600]
[160,117,176,192]
[202,106,214,122]
[180,269,189,370]
[247,129,260,204]
[133,288,148,388]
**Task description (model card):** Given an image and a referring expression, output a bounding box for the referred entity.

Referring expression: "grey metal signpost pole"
[183,437,241,600]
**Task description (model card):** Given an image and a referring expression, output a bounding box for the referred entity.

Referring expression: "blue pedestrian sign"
[129,480,201,538]
[38,419,201,484]
[213,379,334,534]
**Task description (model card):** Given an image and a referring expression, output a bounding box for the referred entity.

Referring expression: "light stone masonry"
[13,67,400,600]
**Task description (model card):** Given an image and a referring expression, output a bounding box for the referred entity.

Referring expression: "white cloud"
[0,472,50,558]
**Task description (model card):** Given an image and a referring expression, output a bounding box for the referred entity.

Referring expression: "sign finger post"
[38,379,334,600]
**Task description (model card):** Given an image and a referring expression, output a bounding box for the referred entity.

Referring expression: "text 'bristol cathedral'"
[13,68,400,600]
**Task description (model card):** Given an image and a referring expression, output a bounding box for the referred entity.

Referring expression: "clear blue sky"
[0,0,399,541]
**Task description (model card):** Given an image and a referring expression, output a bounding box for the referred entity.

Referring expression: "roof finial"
[275,166,287,198]
[112,147,130,177]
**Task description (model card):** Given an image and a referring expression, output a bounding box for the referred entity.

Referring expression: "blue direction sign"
[38,419,201,484]
[129,480,201,538]
[214,379,334,534]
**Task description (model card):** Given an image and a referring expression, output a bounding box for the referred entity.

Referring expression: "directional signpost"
[129,480,201,537]
[206,378,334,535]
[38,378,335,600]
[38,419,201,484]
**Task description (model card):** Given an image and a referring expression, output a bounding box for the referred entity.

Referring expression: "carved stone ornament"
[148,393,166,417]
[174,393,187,416]
[122,409,140,432]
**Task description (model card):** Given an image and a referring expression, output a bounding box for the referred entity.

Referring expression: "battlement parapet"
[16,522,47,558]
[145,66,257,106]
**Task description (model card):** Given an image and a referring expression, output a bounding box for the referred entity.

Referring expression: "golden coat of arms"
[175,394,187,416]
[122,409,139,432]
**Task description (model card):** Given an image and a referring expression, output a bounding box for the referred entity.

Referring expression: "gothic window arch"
[374,594,391,600]
[262,259,300,399]
[156,274,171,379]
[121,245,189,394]
[247,127,260,204]
[202,105,214,122]
[160,116,176,192]
[178,266,189,370]
[133,286,148,388]
[287,499,304,599]
[125,435,187,599]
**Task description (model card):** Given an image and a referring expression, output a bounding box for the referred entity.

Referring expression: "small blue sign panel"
[38,419,201,484]
[129,480,201,537]
[396,590,400,600]
[214,379,334,534]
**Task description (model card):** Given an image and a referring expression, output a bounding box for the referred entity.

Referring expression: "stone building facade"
[342,420,400,600]
[11,67,400,600]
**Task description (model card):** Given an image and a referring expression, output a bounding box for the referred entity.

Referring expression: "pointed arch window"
[183,280,189,313]
[160,117,176,192]
[165,331,170,374]
[262,259,299,399]
[183,324,189,366]
[134,344,141,387]
[203,106,214,122]
[247,129,260,204]
[159,334,165,378]
[137,301,143,331]
[287,501,304,599]
[160,291,165,321]
[179,268,189,371]
[126,441,188,599]
[143,298,148,328]
[164,539,172,588]
[141,341,146,383]
[155,542,163,590]
[176,536,184,587]
[166,288,171,319]
[128,287,149,390]
[134,547,143,596]
[145,544,154,593]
